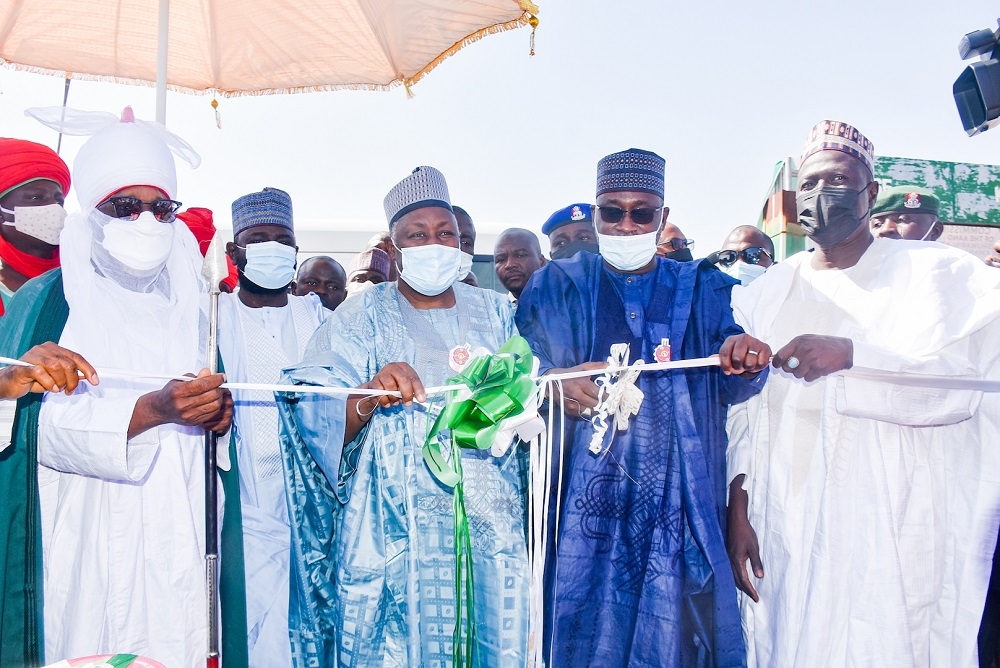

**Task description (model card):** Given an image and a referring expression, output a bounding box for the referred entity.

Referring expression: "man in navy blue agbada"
[516,148,769,667]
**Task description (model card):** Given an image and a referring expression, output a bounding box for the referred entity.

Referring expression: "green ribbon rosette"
[422,335,536,667]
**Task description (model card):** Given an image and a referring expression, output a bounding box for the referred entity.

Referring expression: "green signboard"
[875,156,1000,226]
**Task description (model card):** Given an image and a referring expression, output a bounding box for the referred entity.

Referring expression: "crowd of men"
[0,112,998,668]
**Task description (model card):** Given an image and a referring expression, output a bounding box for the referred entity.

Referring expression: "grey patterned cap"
[383,166,452,226]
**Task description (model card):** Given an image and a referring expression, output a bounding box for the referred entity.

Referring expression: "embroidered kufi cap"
[596,148,665,199]
[383,166,452,227]
[348,247,391,282]
[232,187,294,237]
[800,120,875,176]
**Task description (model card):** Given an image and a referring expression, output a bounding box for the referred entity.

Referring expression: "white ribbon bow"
[589,343,645,454]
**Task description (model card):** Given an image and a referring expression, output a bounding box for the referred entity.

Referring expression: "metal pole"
[205,288,220,668]
[155,0,169,124]
[56,76,71,154]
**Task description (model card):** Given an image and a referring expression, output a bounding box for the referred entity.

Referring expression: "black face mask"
[551,240,600,260]
[796,185,870,247]
[661,247,694,262]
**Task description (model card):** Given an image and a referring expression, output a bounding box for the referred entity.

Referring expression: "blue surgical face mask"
[240,240,297,289]
[394,242,462,296]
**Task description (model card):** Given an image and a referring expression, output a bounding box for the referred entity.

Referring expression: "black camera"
[954,20,1000,136]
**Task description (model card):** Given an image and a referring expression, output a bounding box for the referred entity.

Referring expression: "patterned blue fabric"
[516,253,765,667]
[605,267,655,339]
[232,187,294,237]
[276,282,529,667]
[596,148,665,198]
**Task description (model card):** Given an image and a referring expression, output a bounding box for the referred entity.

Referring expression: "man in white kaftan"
[31,107,232,666]
[219,187,326,665]
[726,119,1000,667]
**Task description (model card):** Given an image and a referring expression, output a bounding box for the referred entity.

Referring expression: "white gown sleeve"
[836,331,998,427]
[37,381,160,482]
[0,399,16,452]
[725,400,754,498]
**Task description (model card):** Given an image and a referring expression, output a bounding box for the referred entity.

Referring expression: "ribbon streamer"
[589,343,644,455]
[419,335,537,666]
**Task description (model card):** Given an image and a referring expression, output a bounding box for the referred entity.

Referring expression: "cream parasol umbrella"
[2,2,539,666]
[0,0,540,122]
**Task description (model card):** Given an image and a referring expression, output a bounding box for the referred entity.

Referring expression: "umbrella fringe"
[0,8,539,99]
[405,10,537,90]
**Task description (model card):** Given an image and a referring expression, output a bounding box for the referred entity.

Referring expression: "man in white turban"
[0,107,233,667]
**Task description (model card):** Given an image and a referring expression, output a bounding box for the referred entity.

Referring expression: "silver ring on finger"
[747,350,759,356]
[786,356,800,370]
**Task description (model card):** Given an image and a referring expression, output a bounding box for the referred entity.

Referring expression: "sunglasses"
[97,196,182,222]
[714,247,772,267]
[658,237,695,251]
[595,205,663,225]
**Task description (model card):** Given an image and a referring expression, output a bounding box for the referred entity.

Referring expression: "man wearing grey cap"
[275,167,529,666]
[218,187,327,666]
[516,148,769,666]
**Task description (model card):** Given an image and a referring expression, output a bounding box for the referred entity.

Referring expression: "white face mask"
[241,240,297,289]
[721,260,767,285]
[459,251,474,278]
[394,243,462,296]
[598,230,658,271]
[101,211,174,271]
[1,203,67,245]
[346,280,375,298]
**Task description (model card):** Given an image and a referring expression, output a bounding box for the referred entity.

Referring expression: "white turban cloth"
[25,106,200,209]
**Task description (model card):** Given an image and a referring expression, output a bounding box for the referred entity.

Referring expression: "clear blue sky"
[2,0,999,254]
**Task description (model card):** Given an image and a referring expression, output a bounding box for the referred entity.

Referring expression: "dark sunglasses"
[595,205,663,225]
[714,247,772,267]
[658,237,695,251]
[97,196,182,222]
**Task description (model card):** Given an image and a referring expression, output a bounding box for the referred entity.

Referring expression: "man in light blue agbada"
[276,166,529,667]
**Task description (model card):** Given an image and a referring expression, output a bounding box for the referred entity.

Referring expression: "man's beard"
[238,273,289,295]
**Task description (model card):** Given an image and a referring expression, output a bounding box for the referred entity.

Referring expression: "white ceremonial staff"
[201,232,227,668]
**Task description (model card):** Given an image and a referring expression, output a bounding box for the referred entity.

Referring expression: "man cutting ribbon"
[276,166,529,666]
[727,120,1000,667]
[0,107,234,667]
[516,148,769,667]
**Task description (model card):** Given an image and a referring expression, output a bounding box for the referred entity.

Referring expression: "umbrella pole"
[205,288,221,668]
[155,0,169,124]
[56,76,70,154]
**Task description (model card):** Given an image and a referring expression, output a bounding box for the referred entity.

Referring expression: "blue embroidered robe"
[515,252,764,667]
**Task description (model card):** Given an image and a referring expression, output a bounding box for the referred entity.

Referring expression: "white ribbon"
[9,354,1000,397]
